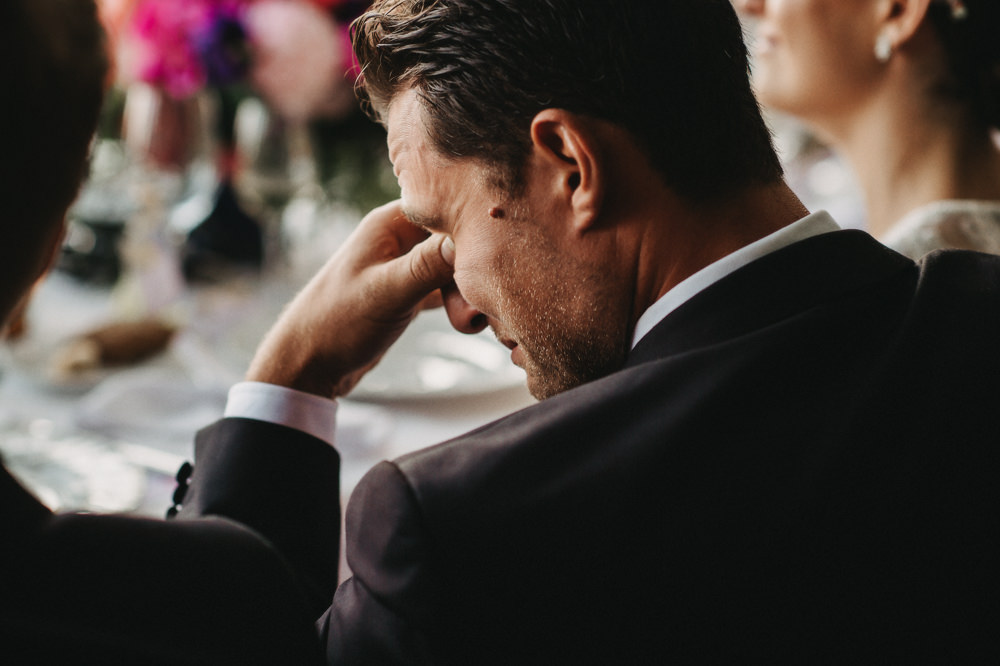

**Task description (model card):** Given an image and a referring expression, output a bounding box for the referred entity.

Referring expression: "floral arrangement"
[115,0,365,121]
[88,0,396,285]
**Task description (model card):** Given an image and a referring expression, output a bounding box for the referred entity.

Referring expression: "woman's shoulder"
[882,199,1000,259]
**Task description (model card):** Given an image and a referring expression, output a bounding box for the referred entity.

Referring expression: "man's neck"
[630,180,809,331]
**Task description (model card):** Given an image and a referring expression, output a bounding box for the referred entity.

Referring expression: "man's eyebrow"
[402,208,445,233]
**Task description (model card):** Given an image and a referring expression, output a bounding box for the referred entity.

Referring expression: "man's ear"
[529,109,605,233]
[875,0,932,49]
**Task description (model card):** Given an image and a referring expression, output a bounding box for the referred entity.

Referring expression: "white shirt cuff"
[223,381,338,446]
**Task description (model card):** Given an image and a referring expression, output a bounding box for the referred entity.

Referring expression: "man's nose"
[441,282,488,334]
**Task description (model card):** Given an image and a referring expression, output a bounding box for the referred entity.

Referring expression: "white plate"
[74,367,228,441]
[350,310,525,401]
[206,302,526,402]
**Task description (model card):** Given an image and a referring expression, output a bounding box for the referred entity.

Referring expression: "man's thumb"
[400,233,455,295]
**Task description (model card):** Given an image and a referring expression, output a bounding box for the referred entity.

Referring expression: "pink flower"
[245,0,356,120]
[128,0,251,98]
[307,0,347,9]
[130,0,212,97]
[123,0,360,115]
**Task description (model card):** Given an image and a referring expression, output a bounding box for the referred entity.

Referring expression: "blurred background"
[0,0,873,518]
[0,0,531,518]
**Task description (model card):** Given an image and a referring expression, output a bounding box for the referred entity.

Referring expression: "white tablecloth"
[0,270,535,517]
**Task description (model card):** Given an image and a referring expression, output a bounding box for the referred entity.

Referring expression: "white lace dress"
[882,200,1000,259]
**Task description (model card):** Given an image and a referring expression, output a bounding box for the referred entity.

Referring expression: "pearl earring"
[945,0,968,21]
[874,33,892,63]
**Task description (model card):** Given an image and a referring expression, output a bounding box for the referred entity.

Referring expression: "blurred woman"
[737,0,1000,258]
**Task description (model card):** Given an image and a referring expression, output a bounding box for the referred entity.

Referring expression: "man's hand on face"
[245,200,456,398]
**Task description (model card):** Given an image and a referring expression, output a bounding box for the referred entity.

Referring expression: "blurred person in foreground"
[170,0,1000,662]
[738,0,1000,258]
[0,1,331,663]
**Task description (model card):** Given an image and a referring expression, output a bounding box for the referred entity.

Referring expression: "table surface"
[0,265,536,518]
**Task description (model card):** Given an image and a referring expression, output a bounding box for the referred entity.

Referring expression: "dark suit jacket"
[307,231,1000,663]
[0,419,340,664]
[22,229,995,664]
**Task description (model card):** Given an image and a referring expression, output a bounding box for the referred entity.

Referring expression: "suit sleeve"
[175,417,342,616]
[317,460,440,665]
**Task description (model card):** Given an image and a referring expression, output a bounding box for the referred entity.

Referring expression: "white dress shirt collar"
[630,210,841,349]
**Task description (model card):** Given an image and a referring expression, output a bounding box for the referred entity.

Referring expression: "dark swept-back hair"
[353,0,783,201]
[0,0,107,298]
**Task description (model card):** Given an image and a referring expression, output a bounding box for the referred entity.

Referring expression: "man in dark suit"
[174,0,1000,663]
[0,1,335,662]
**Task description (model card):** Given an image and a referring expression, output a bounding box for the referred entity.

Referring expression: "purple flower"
[194,6,251,87]
[130,0,250,98]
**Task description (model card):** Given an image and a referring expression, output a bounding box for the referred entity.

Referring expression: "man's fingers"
[354,200,428,259]
[388,233,455,302]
